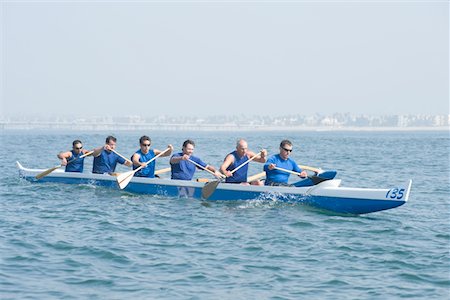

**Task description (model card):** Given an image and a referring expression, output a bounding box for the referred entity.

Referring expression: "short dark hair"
[105,136,117,144]
[139,135,151,145]
[280,139,292,148]
[183,139,195,148]
[72,140,82,147]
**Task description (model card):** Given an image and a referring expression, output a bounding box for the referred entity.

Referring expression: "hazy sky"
[1,0,448,117]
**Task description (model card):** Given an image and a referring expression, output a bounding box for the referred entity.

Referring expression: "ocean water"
[0,130,449,299]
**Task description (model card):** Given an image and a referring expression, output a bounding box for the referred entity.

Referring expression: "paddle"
[198,171,262,184]
[273,166,330,185]
[112,149,170,175]
[293,170,337,187]
[247,171,266,182]
[111,149,133,164]
[155,167,171,175]
[245,162,325,183]
[202,151,262,200]
[298,164,322,174]
[245,163,333,184]
[187,158,225,179]
[35,150,94,180]
[116,147,171,189]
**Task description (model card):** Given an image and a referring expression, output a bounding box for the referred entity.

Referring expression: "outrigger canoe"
[16,162,411,215]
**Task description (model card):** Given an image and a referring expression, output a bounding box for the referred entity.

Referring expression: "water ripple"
[0,131,449,299]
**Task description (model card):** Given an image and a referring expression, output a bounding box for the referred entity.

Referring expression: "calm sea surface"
[1,130,449,299]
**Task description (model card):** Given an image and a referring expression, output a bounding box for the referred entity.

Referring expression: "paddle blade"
[35,165,61,180]
[202,180,220,200]
[308,176,330,185]
[293,170,337,187]
[116,170,135,189]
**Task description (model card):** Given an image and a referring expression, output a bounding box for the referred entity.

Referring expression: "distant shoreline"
[2,113,448,131]
[1,125,448,132]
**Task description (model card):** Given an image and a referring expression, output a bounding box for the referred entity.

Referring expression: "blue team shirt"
[225,151,249,183]
[92,150,126,174]
[65,150,85,173]
[264,154,302,184]
[170,153,207,180]
[133,149,156,178]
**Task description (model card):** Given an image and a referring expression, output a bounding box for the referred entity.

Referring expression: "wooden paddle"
[116,147,171,189]
[155,167,171,175]
[187,158,225,179]
[247,171,266,182]
[111,149,170,175]
[273,166,329,185]
[35,150,94,180]
[244,164,325,183]
[298,165,322,174]
[202,151,262,200]
[111,149,133,164]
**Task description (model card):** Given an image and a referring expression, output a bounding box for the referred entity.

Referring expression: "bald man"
[220,139,267,186]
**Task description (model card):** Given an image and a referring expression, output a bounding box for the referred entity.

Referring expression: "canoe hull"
[17,162,410,215]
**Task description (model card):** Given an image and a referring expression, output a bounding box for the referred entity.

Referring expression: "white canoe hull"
[17,162,411,215]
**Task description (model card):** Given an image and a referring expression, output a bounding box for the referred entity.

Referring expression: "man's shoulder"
[225,152,235,159]
[287,157,297,164]
[269,154,280,161]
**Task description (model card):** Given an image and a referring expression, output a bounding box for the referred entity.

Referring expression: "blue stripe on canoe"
[20,174,406,215]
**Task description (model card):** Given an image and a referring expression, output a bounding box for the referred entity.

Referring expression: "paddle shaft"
[273,166,329,185]
[72,150,93,161]
[35,150,94,179]
[187,158,224,178]
[198,171,261,183]
[229,151,262,175]
[131,147,171,174]
[201,151,262,200]
[155,167,171,175]
[116,147,172,189]
[111,149,132,164]
[58,150,94,167]
[247,171,266,182]
[273,166,306,177]
[298,165,321,173]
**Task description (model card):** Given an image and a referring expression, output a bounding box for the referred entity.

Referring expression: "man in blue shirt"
[220,139,267,185]
[57,139,89,172]
[170,139,222,180]
[92,136,132,174]
[132,135,173,178]
[264,139,307,186]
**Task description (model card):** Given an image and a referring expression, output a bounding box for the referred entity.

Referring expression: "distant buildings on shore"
[0,114,449,131]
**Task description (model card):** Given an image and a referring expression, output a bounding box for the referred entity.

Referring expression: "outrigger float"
[17,162,411,215]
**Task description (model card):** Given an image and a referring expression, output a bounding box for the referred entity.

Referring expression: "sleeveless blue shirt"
[133,149,156,178]
[92,150,126,174]
[170,153,207,180]
[225,150,249,183]
[65,150,84,173]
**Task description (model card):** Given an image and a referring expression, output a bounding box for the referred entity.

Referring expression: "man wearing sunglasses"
[57,140,89,172]
[131,135,173,178]
[264,139,307,186]
[92,135,132,174]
